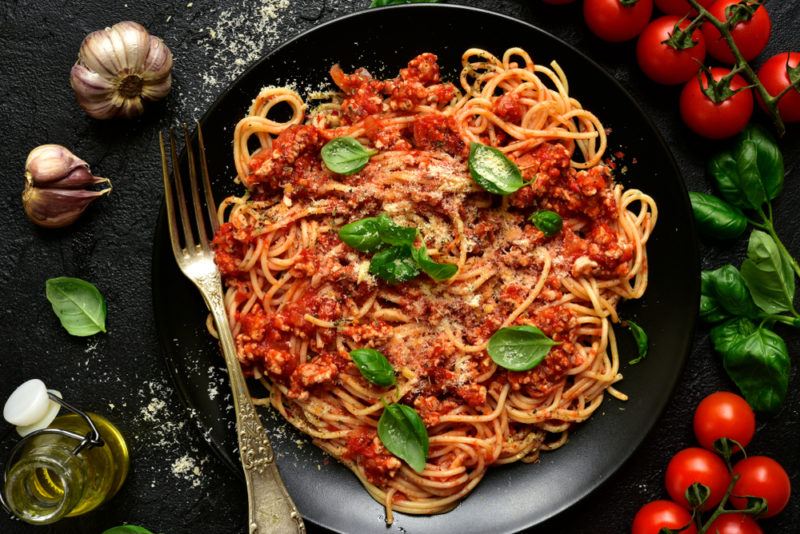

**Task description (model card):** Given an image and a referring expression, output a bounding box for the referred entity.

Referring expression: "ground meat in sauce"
[343,427,402,485]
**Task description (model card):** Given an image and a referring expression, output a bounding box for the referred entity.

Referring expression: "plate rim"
[151,4,701,532]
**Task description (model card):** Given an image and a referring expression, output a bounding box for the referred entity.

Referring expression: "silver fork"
[160,125,305,534]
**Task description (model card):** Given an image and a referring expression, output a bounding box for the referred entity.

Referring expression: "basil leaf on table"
[700,271,731,324]
[369,245,420,284]
[529,210,563,237]
[708,143,767,211]
[739,125,783,200]
[45,277,107,336]
[468,142,525,195]
[740,230,796,314]
[708,152,749,210]
[702,264,761,319]
[350,348,396,387]
[370,0,438,6]
[624,320,648,365]
[378,403,429,473]
[487,325,558,371]
[411,246,458,281]
[321,137,377,175]
[711,319,790,413]
[689,192,747,240]
[102,527,154,534]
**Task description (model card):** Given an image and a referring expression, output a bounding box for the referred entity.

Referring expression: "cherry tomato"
[706,514,763,534]
[679,67,753,139]
[665,447,731,510]
[702,0,771,64]
[631,500,697,534]
[583,0,654,43]
[637,16,706,85]
[693,391,755,452]
[758,52,800,123]
[731,456,791,518]
[655,0,714,16]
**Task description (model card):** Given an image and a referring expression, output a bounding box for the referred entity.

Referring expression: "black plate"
[152,5,700,533]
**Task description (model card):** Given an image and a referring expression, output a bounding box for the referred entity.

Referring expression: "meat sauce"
[212,53,634,476]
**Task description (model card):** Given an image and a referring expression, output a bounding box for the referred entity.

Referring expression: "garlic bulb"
[23,145,111,228]
[70,21,173,120]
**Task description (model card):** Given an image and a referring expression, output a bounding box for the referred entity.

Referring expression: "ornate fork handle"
[200,272,305,534]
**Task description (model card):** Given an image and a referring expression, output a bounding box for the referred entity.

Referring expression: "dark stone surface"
[0,1,797,533]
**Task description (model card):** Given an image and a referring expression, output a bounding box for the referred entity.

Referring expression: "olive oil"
[4,413,129,525]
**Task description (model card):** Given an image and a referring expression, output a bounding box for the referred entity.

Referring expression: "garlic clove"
[143,35,173,78]
[23,187,111,228]
[25,144,88,184]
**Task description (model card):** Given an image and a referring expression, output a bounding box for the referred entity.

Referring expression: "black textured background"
[0,1,797,533]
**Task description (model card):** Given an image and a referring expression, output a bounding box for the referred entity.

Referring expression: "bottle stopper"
[3,379,62,437]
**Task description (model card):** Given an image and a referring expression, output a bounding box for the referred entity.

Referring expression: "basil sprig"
[321,137,377,175]
[529,210,563,237]
[45,277,107,336]
[468,142,526,195]
[377,403,429,473]
[624,320,649,365]
[690,125,798,413]
[338,214,457,283]
[487,325,557,371]
[350,348,396,387]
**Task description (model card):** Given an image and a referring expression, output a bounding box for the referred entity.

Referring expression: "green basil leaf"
[102,526,154,534]
[468,142,525,195]
[321,136,376,175]
[376,214,417,247]
[339,217,385,252]
[45,277,107,336]
[740,230,795,314]
[624,320,648,365]
[411,246,458,281]
[350,348,396,387]
[371,0,438,6]
[734,140,768,210]
[529,210,563,237]
[714,323,790,414]
[487,325,557,371]
[369,245,420,284]
[738,125,783,200]
[710,317,757,355]
[377,403,429,472]
[700,271,730,323]
[708,152,749,210]
[703,265,761,319]
[688,192,747,240]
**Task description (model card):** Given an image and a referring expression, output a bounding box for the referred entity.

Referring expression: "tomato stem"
[685,0,786,136]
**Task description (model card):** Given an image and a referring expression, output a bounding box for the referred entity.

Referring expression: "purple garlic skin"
[70,21,173,120]
[23,145,111,228]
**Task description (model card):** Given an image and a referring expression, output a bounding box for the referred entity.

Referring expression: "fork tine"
[183,124,209,250]
[196,121,219,234]
[169,128,196,252]
[160,131,183,261]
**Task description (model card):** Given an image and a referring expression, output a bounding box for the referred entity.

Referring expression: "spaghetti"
[211,48,657,522]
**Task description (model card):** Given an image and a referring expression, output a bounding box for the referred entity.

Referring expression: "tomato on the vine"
[758,52,800,123]
[655,0,714,16]
[637,16,706,85]
[702,0,771,64]
[731,456,791,518]
[679,67,753,139]
[693,391,755,451]
[583,0,654,43]
[665,447,731,510]
[706,513,763,534]
[631,500,697,534]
